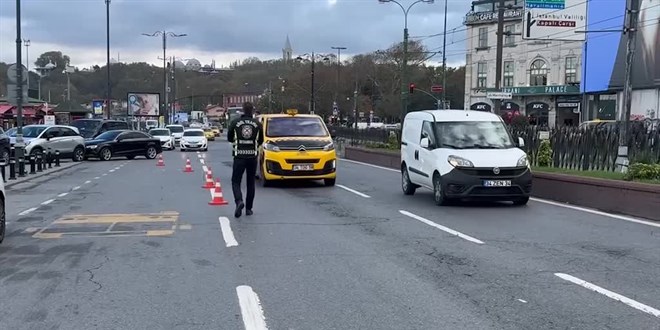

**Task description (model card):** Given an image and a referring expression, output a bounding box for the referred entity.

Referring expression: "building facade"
[463,0,583,126]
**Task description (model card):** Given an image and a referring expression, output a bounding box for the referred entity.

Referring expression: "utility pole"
[353,80,358,129]
[441,0,448,109]
[268,81,272,114]
[106,0,111,119]
[23,39,30,92]
[616,0,640,172]
[493,0,505,115]
[311,53,316,114]
[15,0,25,166]
[331,46,346,120]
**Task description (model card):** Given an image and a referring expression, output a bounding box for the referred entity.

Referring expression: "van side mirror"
[420,137,430,148]
[518,137,525,147]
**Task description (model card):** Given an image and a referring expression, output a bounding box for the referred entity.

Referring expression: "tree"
[35,51,71,70]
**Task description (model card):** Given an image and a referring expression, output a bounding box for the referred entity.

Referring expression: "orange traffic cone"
[183,159,193,173]
[156,154,165,167]
[202,170,214,188]
[209,178,229,205]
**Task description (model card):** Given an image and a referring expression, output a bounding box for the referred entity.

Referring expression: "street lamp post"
[378,0,434,121]
[15,0,26,170]
[142,31,187,125]
[296,52,331,114]
[331,46,347,120]
[23,39,30,92]
[106,0,111,119]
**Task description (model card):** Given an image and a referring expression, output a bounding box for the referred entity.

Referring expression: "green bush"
[537,140,553,167]
[625,163,660,181]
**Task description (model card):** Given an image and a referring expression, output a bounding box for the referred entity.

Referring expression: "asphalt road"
[1,138,658,330]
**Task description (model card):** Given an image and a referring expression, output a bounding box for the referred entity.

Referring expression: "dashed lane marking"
[85,180,91,184]
[41,199,55,205]
[57,192,68,197]
[236,285,269,330]
[219,217,238,247]
[399,210,485,245]
[337,184,371,198]
[18,207,38,216]
[72,186,81,191]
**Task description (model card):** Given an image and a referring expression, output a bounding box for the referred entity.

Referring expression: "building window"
[530,59,548,86]
[565,57,577,84]
[503,61,514,87]
[504,24,515,46]
[478,27,488,48]
[477,62,487,88]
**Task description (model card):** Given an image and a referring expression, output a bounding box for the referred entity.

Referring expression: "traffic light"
[409,83,415,94]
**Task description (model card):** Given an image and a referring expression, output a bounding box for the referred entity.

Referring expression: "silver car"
[10,125,86,162]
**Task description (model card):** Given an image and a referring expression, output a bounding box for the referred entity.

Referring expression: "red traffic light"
[409,83,416,94]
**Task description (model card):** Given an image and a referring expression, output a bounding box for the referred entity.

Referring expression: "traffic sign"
[6,83,28,105]
[431,85,443,93]
[487,92,513,99]
[7,63,28,84]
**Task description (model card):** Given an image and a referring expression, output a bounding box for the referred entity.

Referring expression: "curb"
[4,162,82,189]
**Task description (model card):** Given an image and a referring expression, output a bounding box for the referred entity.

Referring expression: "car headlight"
[517,155,529,167]
[263,142,280,152]
[323,142,335,151]
[447,155,474,168]
[86,145,97,149]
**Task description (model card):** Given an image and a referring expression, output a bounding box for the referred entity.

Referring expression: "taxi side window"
[420,121,435,148]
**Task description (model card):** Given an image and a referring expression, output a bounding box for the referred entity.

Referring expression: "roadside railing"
[1,147,65,183]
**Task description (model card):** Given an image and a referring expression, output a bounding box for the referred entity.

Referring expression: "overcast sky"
[0,0,471,69]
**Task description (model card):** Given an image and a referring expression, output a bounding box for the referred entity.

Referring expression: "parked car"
[85,130,162,161]
[0,176,5,244]
[0,127,9,164]
[8,125,86,161]
[71,119,130,140]
[148,128,175,150]
[180,128,208,152]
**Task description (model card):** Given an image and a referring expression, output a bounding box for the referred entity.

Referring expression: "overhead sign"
[92,100,104,115]
[431,85,443,93]
[522,0,587,41]
[487,92,513,99]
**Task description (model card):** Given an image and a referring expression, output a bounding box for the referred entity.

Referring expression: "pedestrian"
[227,102,263,218]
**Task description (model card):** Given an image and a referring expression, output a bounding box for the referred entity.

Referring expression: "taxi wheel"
[324,178,336,187]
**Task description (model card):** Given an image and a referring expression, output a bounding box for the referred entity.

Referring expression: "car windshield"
[183,130,204,137]
[5,128,16,136]
[71,120,101,138]
[95,131,123,141]
[434,121,515,149]
[22,126,48,138]
[167,126,184,133]
[149,129,170,136]
[266,117,328,137]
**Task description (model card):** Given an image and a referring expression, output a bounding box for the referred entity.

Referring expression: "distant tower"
[282,35,293,63]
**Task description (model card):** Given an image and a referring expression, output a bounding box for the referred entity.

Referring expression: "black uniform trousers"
[231,157,258,210]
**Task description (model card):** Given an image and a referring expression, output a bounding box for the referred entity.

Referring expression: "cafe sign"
[487,84,580,96]
[464,9,523,25]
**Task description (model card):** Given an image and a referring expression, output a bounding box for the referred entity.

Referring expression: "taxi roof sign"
[286,109,298,116]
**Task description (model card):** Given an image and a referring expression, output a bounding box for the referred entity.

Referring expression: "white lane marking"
[41,199,55,205]
[84,180,91,184]
[531,198,660,229]
[517,299,527,303]
[102,173,108,176]
[218,217,238,247]
[57,193,68,197]
[342,158,659,229]
[114,167,120,170]
[199,159,205,165]
[109,169,115,172]
[555,273,660,318]
[236,285,269,330]
[202,165,209,173]
[337,184,371,198]
[72,186,81,191]
[399,210,485,245]
[18,207,38,216]
[94,177,100,180]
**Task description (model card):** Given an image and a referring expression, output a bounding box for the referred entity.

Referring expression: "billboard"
[127,92,160,116]
[582,0,660,92]
[523,0,587,40]
[92,100,104,115]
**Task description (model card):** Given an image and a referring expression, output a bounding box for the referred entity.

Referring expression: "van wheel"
[433,173,449,206]
[401,167,416,195]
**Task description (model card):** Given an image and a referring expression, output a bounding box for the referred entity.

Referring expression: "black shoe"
[234,202,245,218]
[246,209,253,216]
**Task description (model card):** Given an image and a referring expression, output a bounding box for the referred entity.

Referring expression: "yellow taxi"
[210,125,222,136]
[203,128,216,141]
[258,109,337,186]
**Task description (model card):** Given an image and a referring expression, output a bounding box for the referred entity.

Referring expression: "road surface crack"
[85,256,109,293]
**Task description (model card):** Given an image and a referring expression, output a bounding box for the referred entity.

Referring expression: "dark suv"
[0,128,9,164]
[71,119,129,139]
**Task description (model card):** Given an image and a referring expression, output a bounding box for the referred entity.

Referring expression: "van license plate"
[293,164,314,171]
[483,180,511,187]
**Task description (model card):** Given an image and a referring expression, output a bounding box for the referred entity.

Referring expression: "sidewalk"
[3,161,82,189]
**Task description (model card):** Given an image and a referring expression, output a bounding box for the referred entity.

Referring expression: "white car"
[0,176,5,244]
[400,110,532,206]
[10,125,86,161]
[180,129,208,152]
[166,124,185,146]
[148,128,175,150]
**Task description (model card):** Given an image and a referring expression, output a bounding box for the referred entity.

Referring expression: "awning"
[4,108,37,117]
[0,105,13,114]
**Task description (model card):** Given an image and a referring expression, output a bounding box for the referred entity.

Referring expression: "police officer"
[227,102,263,218]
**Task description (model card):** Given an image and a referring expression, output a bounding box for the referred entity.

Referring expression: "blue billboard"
[582,0,659,93]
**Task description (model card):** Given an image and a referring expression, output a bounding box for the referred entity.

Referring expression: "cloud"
[0,0,470,68]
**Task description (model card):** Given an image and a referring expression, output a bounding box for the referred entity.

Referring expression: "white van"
[400,110,532,205]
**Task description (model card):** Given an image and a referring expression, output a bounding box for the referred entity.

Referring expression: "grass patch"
[533,166,659,185]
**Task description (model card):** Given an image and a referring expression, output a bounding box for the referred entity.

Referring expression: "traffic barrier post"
[18,155,26,177]
[29,155,36,174]
[8,158,16,180]
[55,150,61,167]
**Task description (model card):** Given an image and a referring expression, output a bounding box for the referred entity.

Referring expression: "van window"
[108,121,129,130]
[421,121,436,148]
[434,121,515,149]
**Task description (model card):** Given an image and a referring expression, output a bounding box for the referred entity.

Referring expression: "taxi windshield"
[266,117,328,138]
